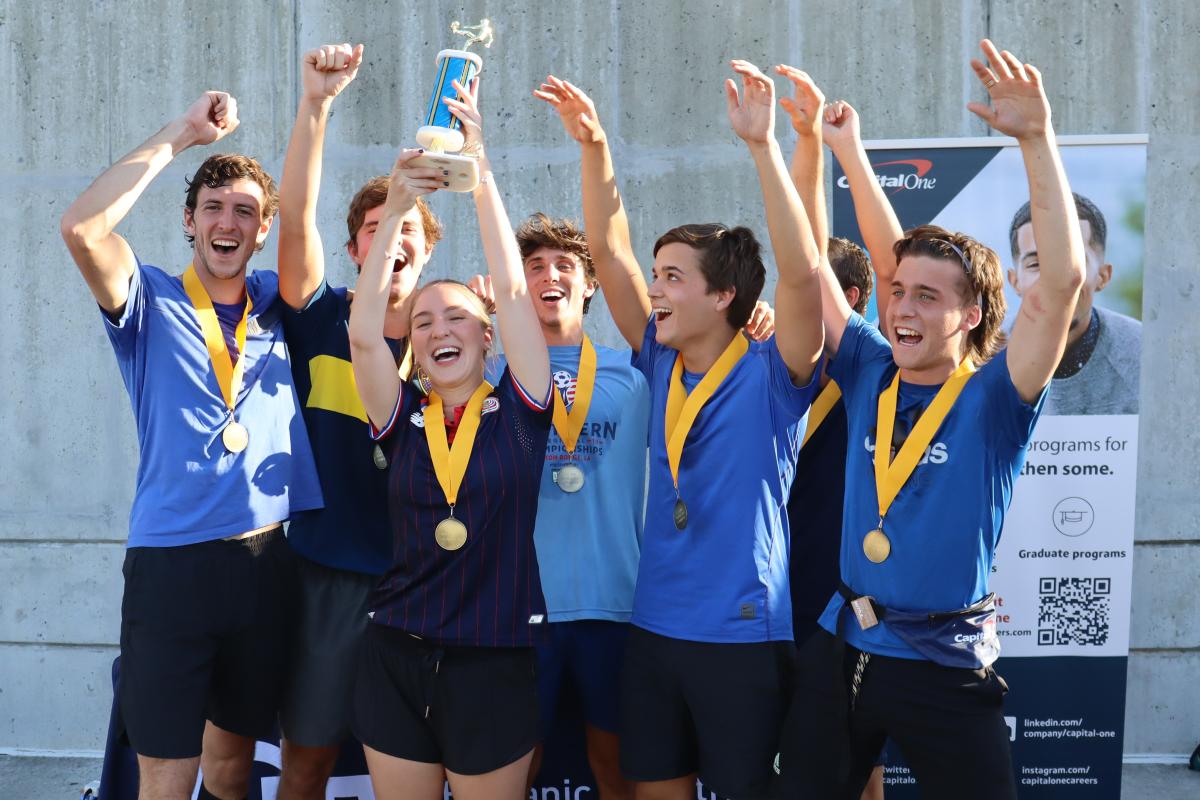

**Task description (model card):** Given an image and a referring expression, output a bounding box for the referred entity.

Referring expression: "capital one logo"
[838,159,937,194]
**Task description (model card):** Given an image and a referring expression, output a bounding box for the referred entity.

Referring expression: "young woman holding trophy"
[347,67,554,800]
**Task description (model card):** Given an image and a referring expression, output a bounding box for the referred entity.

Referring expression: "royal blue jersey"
[818,314,1045,659]
[103,261,323,547]
[632,317,819,643]
[370,369,553,647]
[283,281,404,576]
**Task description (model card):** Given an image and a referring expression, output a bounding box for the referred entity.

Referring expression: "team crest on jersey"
[553,370,577,405]
[482,397,500,415]
[409,411,425,428]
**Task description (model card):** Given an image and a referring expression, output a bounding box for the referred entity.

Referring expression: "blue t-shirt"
[490,343,649,622]
[818,314,1045,659]
[632,317,818,643]
[103,262,323,548]
[283,281,404,575]
[370,370,553,647]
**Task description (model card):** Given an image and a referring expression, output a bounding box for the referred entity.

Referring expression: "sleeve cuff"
[369,384,404,440]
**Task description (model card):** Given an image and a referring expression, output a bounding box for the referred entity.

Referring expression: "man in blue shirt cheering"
[775,39,1087,799]
[60,93,322,800]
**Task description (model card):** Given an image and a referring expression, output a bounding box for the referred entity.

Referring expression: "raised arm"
[774,66,851,356]
[347,152,440,428]
[968,39,1085,402]
[534,77,651,351]
[726,61,822,383]
[60,92,238,314]
[278,43,364,309]
[822,100,904,322]
[447,79,550,398]
[776,66,829,265]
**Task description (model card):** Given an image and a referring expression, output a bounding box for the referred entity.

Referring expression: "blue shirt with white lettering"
[818,313,1045,659]
[490,344,648,622]
[103,262,323,547]
[632,317,818,643]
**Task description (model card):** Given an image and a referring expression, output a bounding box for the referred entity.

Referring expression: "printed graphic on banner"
[833,135,1143,799]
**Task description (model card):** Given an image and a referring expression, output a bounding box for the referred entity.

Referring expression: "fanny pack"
[838,583,1000,669]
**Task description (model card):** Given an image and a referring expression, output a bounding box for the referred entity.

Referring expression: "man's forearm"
[278,97,333,306]
[1020,131,1084,294]
[790,134,827,262]
[63,118,194,245]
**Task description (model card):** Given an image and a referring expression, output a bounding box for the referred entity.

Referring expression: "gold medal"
[221,421,249,453]
[551,336,597,493]
[673,498,688,531]
[556,463,585,493]
[424,381,493,551]
[182,266,254,453]
[435,516,468,551]
[863,528,891,563]
[869,360,976,565]
[664,333,748,532]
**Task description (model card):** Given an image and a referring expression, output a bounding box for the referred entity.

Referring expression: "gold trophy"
[409,19,494,192]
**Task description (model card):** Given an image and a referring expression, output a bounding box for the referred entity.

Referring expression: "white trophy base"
[416,125,465,154]
[408,151,480,193]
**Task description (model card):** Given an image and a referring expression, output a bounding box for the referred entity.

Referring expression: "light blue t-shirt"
[632,317,818,643]
[103,262,323,548]
[819,314,1044,659]
[488,343,648,621]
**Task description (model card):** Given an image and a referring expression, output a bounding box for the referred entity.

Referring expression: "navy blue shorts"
[537,620,629,736]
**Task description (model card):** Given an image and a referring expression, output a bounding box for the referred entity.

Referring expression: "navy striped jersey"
[370,368,553,646]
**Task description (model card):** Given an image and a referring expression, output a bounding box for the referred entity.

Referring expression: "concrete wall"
[1,0,1194,755]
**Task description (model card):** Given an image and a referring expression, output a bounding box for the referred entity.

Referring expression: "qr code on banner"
[1037,577,1111,646]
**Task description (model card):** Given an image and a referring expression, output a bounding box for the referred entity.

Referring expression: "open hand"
[302,43,364,103]
[533,76,606,145]
[443,76,485,156]
[967,39,1050,141]
[726,60,776,145]
[181,92,239,147]
[775,65,824,138]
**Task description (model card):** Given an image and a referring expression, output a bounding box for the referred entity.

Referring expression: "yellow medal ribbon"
[874,359,976,517]
[551,335,597,455]
[665,332,749,492]
[801,381,842,448]
[182,264,253,412]
[423,381,494,508]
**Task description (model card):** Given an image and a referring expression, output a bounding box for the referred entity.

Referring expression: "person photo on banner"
[1007,192,1142,415]
[60,91,323,800]
[773,39,1087,800]
[773,61,887,800]
[536,60,823,800]
[347,75,555,800]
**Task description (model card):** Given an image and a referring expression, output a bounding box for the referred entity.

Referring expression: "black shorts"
[352,623,539,775]
[619,626,795,799]
[537,620,629,736]
[118,530,295,759]
[279,554,376,747]
[775,629,1015,800]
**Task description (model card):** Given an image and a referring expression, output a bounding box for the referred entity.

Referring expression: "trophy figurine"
[410,19,494,192]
